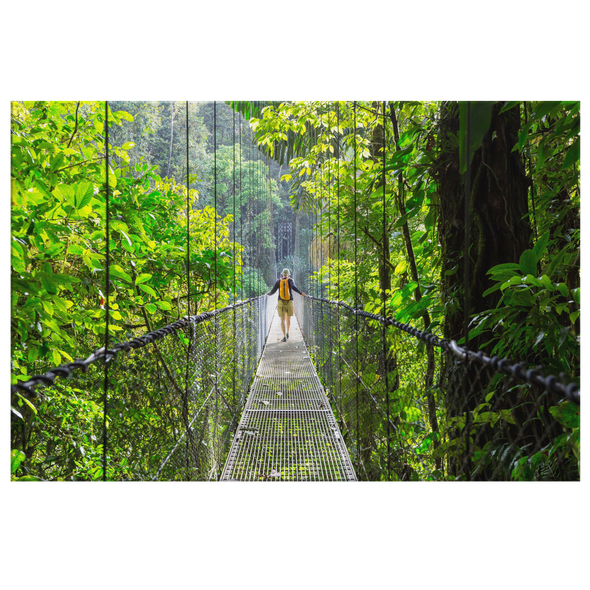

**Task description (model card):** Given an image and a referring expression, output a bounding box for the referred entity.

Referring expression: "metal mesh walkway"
[220,307,357,481]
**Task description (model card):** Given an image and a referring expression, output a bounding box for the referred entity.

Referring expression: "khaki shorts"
[277,299,294,317]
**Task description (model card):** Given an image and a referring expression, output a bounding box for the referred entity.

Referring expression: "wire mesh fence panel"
[11,297,274,481]
[295,296,580,481]
[438,347,579,481]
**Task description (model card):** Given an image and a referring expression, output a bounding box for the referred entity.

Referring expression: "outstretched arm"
[291,281,307,297]
[267,279,279,296]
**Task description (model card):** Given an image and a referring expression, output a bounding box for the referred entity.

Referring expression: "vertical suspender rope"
[336,101,340,304]
[214,101,218,312]
[239,116,243,300]
[102,101,110,481]
[325,105,329,294]
[463,101,472,481]
[213,101,219,478]
[382,100,390,480]
[353,101,360,475]
[232,106,237,411]
[266,154,276,286]
[233,98,237,305]
[318,103,330,300]
[258,156,261,296]
[186,101,191,317]
[185,101,192,475]
[464,101,471,350]
[524,102,538,243]
[336,101,342,424]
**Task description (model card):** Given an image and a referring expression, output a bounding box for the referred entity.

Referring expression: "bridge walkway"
[220,310,357,481]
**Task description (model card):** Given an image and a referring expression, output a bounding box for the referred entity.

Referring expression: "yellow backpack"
[279,277,291,300]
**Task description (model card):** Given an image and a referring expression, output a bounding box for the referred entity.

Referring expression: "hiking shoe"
[281,336,287,342]
[286,333,289,340]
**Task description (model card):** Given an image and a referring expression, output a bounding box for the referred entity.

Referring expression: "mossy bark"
[436,101,531,346]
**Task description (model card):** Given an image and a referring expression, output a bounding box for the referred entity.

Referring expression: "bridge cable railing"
[11,295,276,481]
[295,293,580,481]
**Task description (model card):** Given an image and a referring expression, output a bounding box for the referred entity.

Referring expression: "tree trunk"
[166,102,175,178]
[435,101,532,478]
[436,101,531,345]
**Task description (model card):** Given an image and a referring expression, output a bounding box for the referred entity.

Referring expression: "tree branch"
[66,102,80,149]
[359,224,397,273]
[54,155,105,174]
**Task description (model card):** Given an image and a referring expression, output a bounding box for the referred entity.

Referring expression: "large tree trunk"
[435,101,532,479]
[436,101,531,346]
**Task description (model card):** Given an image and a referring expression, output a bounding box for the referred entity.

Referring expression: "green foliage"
[11,99,579,481]
[548,402,580,462]
[11,101,247,480]
[243,100,579,481]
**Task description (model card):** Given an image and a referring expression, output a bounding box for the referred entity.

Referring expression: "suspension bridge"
[11,101,580,482]
[11,285,580,481]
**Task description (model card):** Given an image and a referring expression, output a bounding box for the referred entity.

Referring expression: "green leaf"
[555,303,569,315]
[549,402,580,429]
[488,262,521,275]
[122,142,136,150]
[120,230,133,250]
[139,284,157,297]
[15,392,37,415]
[75,182,94,209]
[50,152,65,172]
[135,273,153,285]
[532,231,549,260]
[534,331,545,347]
[108,166,117,189]
[27,346,39,363]
[532,101,562,121]
[518,250,537,276]
[536,140,550,172]
[114,110,134,122]
[517,127,529,153]
[501,275,523,290]
[145,303,157,314]
[11,449,26,474]
[52,349,62,366]
[525,274,542,287]
[110,265,133,283]
[41,276,59,295]
[540,274,554,291]
[547,248,567,278]
[558,325,570,347]
[561,137,580,170]
[394,260,407,275]
[460,101,494,174]
[556,283,569,298]
[54,184,75,205]
[571,287,580,305]
[394,207,419,228]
